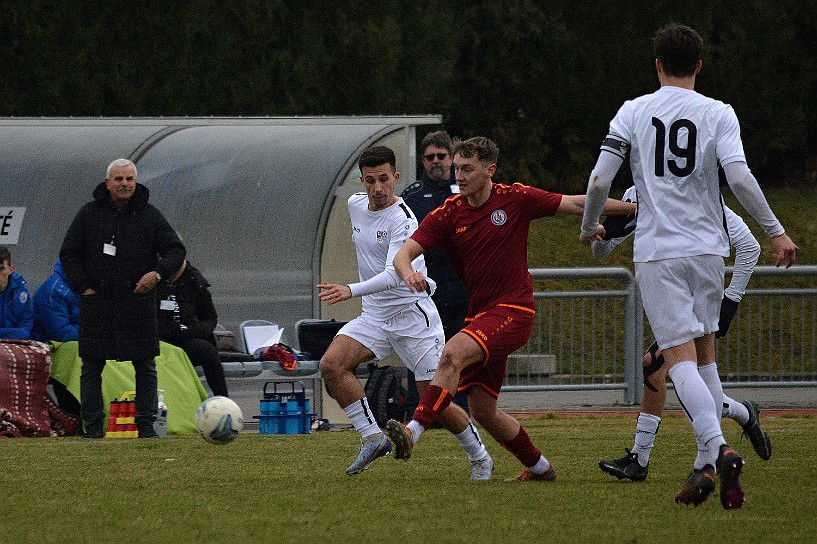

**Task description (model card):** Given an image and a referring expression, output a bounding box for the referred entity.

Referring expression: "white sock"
[406,420,425,444]
[698,362,724,417]
[529,456,552,473]
[631,413,661,467]
[668,361,725,469]
[454,421,488,462]
[343,397,381,439]
[722,395,750,425]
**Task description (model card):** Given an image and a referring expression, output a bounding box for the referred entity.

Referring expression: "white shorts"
[636,255,724,349]
[337,296,443,380]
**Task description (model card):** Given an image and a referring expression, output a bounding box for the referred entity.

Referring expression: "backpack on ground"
[363,363,406,427]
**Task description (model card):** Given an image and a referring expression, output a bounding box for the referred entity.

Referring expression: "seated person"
[156,259,228,397]
[0,248,79,436]
[0,246,34,340]
[31,259,79,343]
[31,258,82,415]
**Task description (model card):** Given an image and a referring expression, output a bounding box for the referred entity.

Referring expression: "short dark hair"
[420,131,453,154]
[358,146,396,171]
[0,246,10,265]
[653,23,702,77]
[452,136,499,165]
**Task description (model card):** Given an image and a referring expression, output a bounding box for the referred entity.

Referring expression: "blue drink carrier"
[253,380,316,434]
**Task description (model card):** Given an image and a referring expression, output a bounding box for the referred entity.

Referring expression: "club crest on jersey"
[376,230,388,244]
[491,209,507,226]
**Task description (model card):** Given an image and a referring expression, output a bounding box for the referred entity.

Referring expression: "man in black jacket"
[60,158,185,438]
[156,259,228,397]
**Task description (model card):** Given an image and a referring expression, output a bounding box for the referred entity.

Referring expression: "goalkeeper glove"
[716,297,740,339]
[600,212,636,240]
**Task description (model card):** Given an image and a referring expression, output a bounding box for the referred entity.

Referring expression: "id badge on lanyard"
[104,219,120,256]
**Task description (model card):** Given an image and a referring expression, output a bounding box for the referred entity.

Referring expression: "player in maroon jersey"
[384,136,634,480]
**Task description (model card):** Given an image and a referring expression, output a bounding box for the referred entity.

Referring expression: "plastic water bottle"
[154,389,168,438]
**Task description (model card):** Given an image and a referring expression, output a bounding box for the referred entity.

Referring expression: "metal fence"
[503,265,817,403]
[716,266,817,388]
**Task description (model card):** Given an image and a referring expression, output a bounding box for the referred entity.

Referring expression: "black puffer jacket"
[155,263,218,346]
[59,182,186,361]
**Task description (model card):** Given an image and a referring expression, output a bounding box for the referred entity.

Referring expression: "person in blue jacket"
[31,258,82,417]
[0,246,34,340]
[31,259,80,343]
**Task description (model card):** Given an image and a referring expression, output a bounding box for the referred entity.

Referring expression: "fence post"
[621,270,642,404]
[624,277,644,404]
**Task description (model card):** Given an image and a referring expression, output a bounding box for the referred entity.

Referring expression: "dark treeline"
[1,1,815,191]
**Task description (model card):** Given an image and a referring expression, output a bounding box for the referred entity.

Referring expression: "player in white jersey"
[317,146,492,479]
[580,24,797,509]
[592,186,771,483]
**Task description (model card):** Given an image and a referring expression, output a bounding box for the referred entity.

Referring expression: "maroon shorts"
[458,304,535,398]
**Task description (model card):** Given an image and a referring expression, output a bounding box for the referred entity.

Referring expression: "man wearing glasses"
[401,131,470,419]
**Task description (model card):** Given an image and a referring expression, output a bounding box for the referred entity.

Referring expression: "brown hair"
[420,131,453,155]
[452,136,499,165]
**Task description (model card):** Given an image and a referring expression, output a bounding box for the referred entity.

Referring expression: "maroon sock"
[501,426,542,468]
[412,385,452,428]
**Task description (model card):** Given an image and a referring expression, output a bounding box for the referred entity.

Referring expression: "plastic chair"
[239,319,282,354]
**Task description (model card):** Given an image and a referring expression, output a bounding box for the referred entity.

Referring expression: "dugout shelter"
[0,116,442,343]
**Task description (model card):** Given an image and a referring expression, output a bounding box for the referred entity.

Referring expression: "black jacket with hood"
[59,182,185,361]
[155,262,218,346]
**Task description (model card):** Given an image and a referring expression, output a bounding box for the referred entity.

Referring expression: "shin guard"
[412,385,452,429]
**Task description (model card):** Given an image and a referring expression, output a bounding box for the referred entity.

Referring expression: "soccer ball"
[195,396,244,444]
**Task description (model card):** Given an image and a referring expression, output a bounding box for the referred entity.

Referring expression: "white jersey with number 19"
[603,85,746,262]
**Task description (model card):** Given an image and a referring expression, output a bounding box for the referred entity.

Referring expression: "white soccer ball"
[195,396,244,444]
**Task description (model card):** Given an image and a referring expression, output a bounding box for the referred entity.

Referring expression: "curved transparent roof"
[0,117,439,335]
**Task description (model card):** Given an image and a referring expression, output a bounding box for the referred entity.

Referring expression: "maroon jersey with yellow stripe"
[411,182,562,316]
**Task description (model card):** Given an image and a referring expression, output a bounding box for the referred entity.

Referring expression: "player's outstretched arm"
[319,267,402,302]
[723,161,798,268]
[571,197,635,246]
[559,195,635,217]
[589,185,637,256]
[317,283,352,305]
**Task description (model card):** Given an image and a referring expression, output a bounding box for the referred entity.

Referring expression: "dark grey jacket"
[59,182,185,361]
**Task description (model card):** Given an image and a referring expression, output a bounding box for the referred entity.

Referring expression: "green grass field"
[3,188,813,544]
[1,413,814,544]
